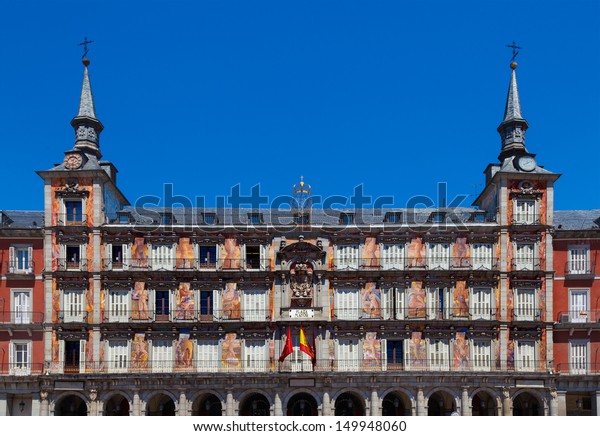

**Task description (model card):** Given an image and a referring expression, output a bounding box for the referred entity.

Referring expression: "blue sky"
[0,0,598,211]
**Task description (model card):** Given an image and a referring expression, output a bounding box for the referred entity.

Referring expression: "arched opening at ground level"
[54,395,87,416]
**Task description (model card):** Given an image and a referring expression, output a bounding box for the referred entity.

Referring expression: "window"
[198,245,217,269]
[336,339,359,371]
[514,199,536,224]
[117,213,130,224]
[383,212,402,224]
[9,246,33,273]
[471,287,492,320]
[514,288,536,321]
[201,213,217,225]
[568,245,591,274]
[107,340,129,373]
[64,340,85,373]
[12,289,32,324]
[428,243,450,269]
[247,213,263,225]
[9,341,31,375]
[381,244,404,270]
[106,243,129,270]
[569,340,589,375]
[339,213,355,225]
[107,290,130,322]
[62,290,85,322]
[159,213,173,225]
[392,288,406,320]
[63,200,84,225]
[430,212,445,223]
[428,339,449,371]
[514,243,535,270]
[245,245,266,270]
[516,340,536,371]
[335,245,359,270]
[293,212,310,225]
[244,340,267,372]
[64,245,84,271]
[152,340,173,373]
[471,243,493,270]
[471,340,491,371]
[428,287,450,320]
[199,290,218,321]
[242,290,267,321]
[569,289,589,323]
[197,340,219,372]
[335,289,360,320]
[385,340,404,370]
[155,290,171,321]
[150,244,174,271]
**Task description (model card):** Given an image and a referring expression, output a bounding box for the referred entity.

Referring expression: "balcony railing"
[556,310,600,324]
[333,307,496,321]
[511,214,541,225]
[511,257,541,271]
[4,261,35,275]
[0,311,44,324]
[564,261,595,276]
[56,258,88,272]
[0,363,45,376]
[101,308,272,323]
[555,363,600,375]
[101,258,271,272]
[511,309,542,322]
[56,213,88,226]
[57,310,88,323]
[335,257,498,271]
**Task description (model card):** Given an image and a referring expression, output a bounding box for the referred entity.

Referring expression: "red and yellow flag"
[299,325,315,365]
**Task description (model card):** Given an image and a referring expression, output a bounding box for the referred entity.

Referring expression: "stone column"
[0,393,8,416]
[274,393,282,416]
[549,389,558,416]
[595,391,600,417]
[416,388,425,416]
[132,391,141,416]
[371,390,379,416]
[40,391,49,416]
[556,391,567,416]
[322,392,331,416]
[31,397,41,416]
[178,391,187,416]
[461,388,470,416]
[226,391,234,416]
[502,388,512,416]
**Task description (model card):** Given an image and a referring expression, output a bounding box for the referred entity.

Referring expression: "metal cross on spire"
[79,36,95,60]
[506,41,522,62]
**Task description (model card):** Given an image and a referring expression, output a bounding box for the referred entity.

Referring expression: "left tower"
[36,56,129,416]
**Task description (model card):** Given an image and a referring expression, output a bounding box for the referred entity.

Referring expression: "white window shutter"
[381,288,391,320]
[260,245,268,271]
[403,338,411,370]
[105,243,112,269]
[58,340,65,373]
[79,340,86,373]
[8,342,14,370]
[148,289,155,321]
[212,290,221,320]
[8,247,16,273]
[122,244,130,270]
[395,288,405,320]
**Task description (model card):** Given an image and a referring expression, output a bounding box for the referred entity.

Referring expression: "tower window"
[64,200,83,224]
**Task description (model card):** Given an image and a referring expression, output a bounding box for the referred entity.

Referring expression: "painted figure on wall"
[507,339,514,370]
[51,331,60,371]
[176,282,195,320]
[453,281,469,317]
[131,237,148,268]
[222,333,241,368]
[407,237,426,267]
[409,332,426,370]
[540,330,547,371]
[176,334,194,370]
[176,238,195,269]
[362,237,380,268]
[452,237,469,267]
[361,282,381,319]
[222,238,240,269]
[363,332,381,368]
[86,285,94,323]
[407,281,426,318]
[222,282,241,320]
[52,279,60,323]
[85,330,94,371]
[454,331,469,370]
[132,281,149,320]
[131,334,149,370]
[51,234,61,271]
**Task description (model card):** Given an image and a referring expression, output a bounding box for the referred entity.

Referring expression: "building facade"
[0,57,598,416]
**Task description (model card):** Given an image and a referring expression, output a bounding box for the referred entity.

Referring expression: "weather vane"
[79,36,95,60]
[506,41,521,62]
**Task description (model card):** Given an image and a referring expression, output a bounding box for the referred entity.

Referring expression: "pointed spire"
[497,62,529,161]
[71,58,103,157]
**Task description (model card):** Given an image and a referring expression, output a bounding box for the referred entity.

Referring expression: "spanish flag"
[299,325,315,365]
[278,326,293,362]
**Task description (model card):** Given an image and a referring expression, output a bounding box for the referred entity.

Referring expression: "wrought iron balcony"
[101,308,272,323]
[556,310,600,324]
[555,362,600,375]
[0,363,44,376]
[4,260,35,275]
[0,311,44,324]
[56,213,88,226]
[511,257,542,271]
[564,261,595,277]
[332,307,496,321]
[101,258,270,271]
[335,257,498,271]
[511,309,543,322]
[511,214,541,225]
[56,258,88,272]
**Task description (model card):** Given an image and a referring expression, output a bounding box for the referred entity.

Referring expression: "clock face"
[518,155,536,172]
[64,153,83,170]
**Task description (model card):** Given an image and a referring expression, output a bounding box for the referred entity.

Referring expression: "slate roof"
[0,210,44,228]
[554,209,600,231]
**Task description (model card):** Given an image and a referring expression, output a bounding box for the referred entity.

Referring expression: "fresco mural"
[131,237,148,268]
[176,237,195,269]
[540,330,547,371]
[495,283,501,321]
[539,280,547,322]
[507,338,515,370]
[222,333,241,368]
[175,333,194,370]
[329,284,335,319]
[85,330,94,371]
[132,281,149,320]
[51,233,60,272]
[175,282,195,320]
[222,282,241,320]
[363,332,381,368]
[408,332,426,370]
[100,290,105,322]
[269,335,276,371]
[453,331,469,370]
[407,237,426,267]
[362,237,380,268]
[86,279,94,323]
[507,284,514,322]
[328,244,334,270]
[495,339,501,370]
[51,331,60,371]
[540,232,547,271]
[453,280,469,317]
[361,282,381,319]
[50,177,93,226]
[52,279,60,323]
[222,238,240,269]
[506,235,514,272]
[407,281,426,318]
[452,237,469,267]
[131,333,149,370]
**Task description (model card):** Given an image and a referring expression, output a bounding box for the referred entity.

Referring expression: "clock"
[517,155,536,172]
[64,153,83,170]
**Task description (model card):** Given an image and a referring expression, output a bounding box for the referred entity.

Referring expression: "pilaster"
[416,388,425,416]
[274,393,282,416]
[461,388,470,416]
[370,390,379,416]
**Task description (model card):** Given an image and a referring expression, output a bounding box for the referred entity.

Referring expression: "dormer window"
[339,213,355,225]
[293,212,310,225]
[117,213,131,224]
[383,212,402,224]
[160,213,173,225]
[201,213,217,225]
[429,212,445,223]
[248,213,263,225]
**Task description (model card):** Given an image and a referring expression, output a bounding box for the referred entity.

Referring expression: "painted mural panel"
[328,244,334,270]
[407,281,426,318]
[131,237,148,268]
[175,282,195,320]
[495,339,501,370]
[52,279,60,323]
[452,237,470,268]
[50,177,93,225]
[539,280,546,322]
[175,333,194,370]
[495,282,501,321]
[51,331,60,371]
[362,237,380,268]
[507,284,514,322]
[328,328,335,370]
[132,282,150,320]
[407,237,426,267]
[363,332,381,368]
[100,290,105,323]
[222,238,241,269]
[269,336,276,371]
[131,333,149,371]
[222,282,240,320]
[507,338,514,370]
[540,330,547,371]
[329,284,335,319]
[86,279,94,323]
[222,333,241,368]
[361,282,381,319]
[51,233,60,272]
[453,331,469,370]
[540,232,547,271]
[176,238,195,269]
[85,330,94,371]
[408,332,426,370]
[506,235,514,272]
[453,281,469,317]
